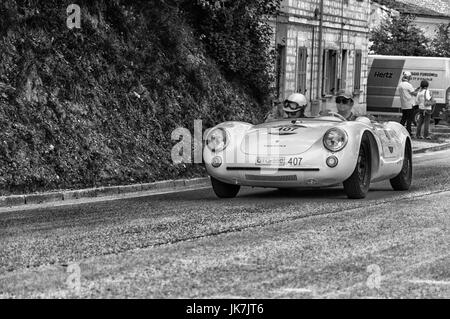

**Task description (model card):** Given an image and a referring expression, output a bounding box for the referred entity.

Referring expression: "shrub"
[181,0,280,103]
[0,0,274,194]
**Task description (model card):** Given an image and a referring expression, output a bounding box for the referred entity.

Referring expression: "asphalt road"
[0,149,449,298]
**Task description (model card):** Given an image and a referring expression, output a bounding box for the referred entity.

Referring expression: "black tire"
[390,142,412,191]
[211,177,240,198]
[343,137,371,199]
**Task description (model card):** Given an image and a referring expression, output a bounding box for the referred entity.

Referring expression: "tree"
[370,14,430,56]
[181,0,281,102]
[430,23,450,57]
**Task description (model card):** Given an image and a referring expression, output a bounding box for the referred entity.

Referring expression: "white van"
[367,55,450,124]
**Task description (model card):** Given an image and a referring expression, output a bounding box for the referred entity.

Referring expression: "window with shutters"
[297,47,308,94]
[354,49,362,91]
[276,44,286,99]
[322,49,338,96]
[339,49,348,91]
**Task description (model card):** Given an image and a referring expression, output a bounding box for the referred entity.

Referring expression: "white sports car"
[203,113,412,199]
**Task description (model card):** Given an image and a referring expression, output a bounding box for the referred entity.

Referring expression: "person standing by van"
[416,80,434,139]
[398,71,419,134]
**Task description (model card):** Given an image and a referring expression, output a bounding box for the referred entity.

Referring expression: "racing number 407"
[287,157,302,166]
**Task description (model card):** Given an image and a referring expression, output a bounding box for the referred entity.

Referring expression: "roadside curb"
[412,143,450,154]
[0,177,210,209]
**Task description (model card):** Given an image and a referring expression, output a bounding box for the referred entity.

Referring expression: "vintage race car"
[203,113,412,199]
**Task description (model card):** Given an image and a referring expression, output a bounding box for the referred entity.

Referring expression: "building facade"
[370,0,450,39]
[399,0,450,16]
[271,0,371,115]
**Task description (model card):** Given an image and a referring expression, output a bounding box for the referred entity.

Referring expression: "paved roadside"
[1,137,450,210]
[411,123,450,153]
[412,138,450,154]
[0,177,210,210]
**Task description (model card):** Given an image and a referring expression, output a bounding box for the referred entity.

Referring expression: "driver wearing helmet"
[266,93,308,121]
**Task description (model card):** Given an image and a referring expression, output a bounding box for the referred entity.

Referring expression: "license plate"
[256,157,285,166]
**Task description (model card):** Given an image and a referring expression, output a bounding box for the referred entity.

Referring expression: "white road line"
[414,149,450,156]
[318,253,450,298]
[274,288,314,294]
[210,295,248,299]
[408,279,450,285]
[416,152,441,157]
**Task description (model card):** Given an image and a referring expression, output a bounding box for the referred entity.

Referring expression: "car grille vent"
[245,174,297,181]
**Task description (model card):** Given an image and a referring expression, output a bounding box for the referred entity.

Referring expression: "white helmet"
[283,93,308,113]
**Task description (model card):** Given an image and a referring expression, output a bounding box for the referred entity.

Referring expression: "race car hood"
[240,119,340,155]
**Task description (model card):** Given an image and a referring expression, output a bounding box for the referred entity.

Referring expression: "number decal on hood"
[269,125,302,135]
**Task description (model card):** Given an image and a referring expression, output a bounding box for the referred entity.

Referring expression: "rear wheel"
[390,142,412,190]
[211,177,240,198]
[343,137,371,199]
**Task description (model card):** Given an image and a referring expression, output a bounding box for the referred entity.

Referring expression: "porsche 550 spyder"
[203,113,412,199]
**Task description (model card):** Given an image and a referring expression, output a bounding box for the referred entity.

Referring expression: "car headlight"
[323,128,348,152]
[206,128,229,152]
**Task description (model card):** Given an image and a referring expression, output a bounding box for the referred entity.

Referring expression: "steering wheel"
[325,111,347,121]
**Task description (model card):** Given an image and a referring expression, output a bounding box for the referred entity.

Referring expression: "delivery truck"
[367,55,450,124]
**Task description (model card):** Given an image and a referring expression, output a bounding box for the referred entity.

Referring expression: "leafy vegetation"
[370,13,450,58]
[0,0,279,195]
[430,23,450,57]
[181,0,280,102]
[369,14,431,56]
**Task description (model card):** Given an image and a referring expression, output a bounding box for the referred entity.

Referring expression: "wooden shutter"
[297,47,308,94]
[340,50,348,91]
[276,44,286,99]
[322,49,329,96]
[354,49,362,91]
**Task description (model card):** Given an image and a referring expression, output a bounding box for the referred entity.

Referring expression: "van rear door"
[367,57,405,115]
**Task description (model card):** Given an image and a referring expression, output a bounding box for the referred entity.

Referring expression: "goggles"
[284,101,305,112]
[335,96,352,104]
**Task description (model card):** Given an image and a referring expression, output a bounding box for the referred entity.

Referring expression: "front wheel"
[211,177,240,198]
[390,142,412,191]
[343,138,371,199]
